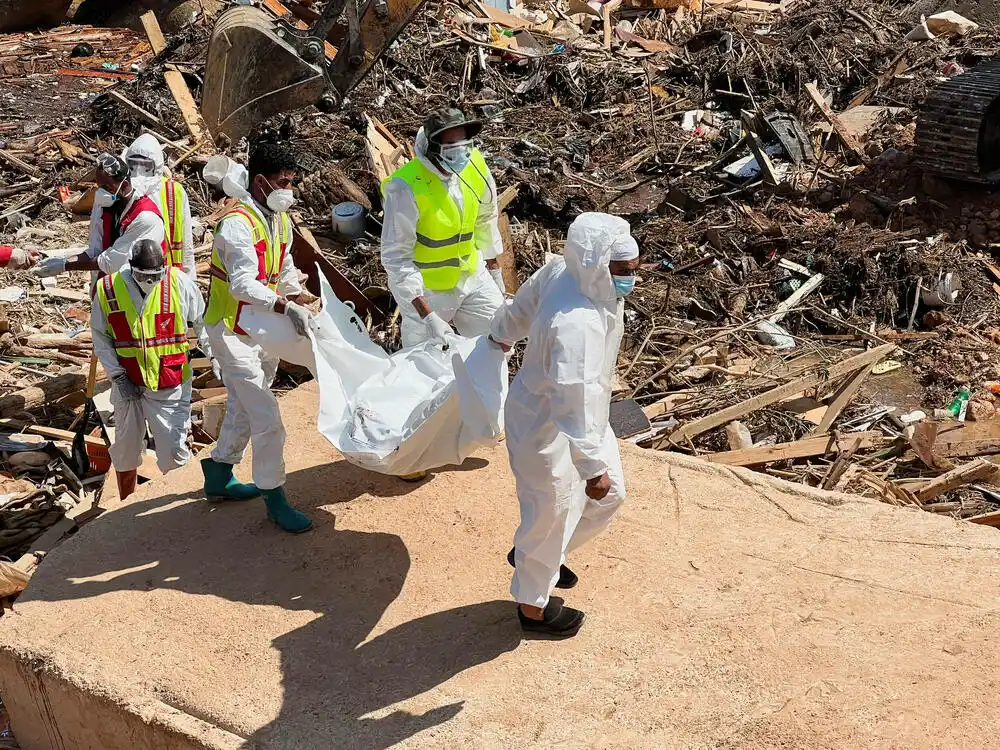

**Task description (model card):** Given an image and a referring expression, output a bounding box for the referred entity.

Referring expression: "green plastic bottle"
[947,387,971,418]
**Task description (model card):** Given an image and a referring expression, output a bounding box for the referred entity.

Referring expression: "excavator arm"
[201,0,427,141]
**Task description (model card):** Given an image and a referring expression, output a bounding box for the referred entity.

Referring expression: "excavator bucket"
[202,0,427,142]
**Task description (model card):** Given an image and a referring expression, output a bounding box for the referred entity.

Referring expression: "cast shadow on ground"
[25,458,520,749]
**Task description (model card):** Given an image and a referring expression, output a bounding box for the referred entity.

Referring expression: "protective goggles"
[132,268,165,286]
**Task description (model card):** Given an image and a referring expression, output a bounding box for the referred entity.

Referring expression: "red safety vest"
[101,195,168,257]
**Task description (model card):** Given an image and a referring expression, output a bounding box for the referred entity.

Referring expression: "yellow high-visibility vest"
[96,267,191,391]
[159,178,186,269]
[204,202,291,334]
[383,149,488,291]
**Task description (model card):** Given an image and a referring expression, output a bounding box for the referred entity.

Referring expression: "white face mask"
[94,187,118,208]
[266,188,296,213]
[261,176,295,213]
[439,142,472,174]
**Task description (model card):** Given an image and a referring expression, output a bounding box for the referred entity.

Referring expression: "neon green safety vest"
[159,177,186,269]
[204,202,291,335]
[96,267,191,391]
[383,149,488,291]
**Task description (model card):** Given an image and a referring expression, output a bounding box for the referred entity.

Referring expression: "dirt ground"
[2,382,1000,749]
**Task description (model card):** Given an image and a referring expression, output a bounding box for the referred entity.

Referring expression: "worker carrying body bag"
[239,275,508,475]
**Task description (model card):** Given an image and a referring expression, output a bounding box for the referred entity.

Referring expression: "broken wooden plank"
[968,509,1000,528]
[662,344,896,447]
[0,419,104,449]
[642,392,692,419]
[804,82,867,162]
[912,459,997,504]
[105,89,165,129]
[769,273,824,324]
[497,213,519,294]
[706,431,886,466]
[498,184,519,212]
[810,362,872,435]
[139,11,212,147]
[820,435,863,490]
[0,149,41,179]
[744,130,780,186]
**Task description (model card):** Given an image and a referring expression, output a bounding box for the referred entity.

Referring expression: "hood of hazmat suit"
[123,134,166,176]
[202,154,252,201]
[490,211,631,608]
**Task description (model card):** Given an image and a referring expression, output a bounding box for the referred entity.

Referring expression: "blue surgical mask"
[613,275,635,297]
[440,143,472,174]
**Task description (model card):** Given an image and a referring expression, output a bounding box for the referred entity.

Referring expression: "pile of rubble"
[3,0,1000,597]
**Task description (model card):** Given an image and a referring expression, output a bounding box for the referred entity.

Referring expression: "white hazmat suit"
[91,268,206,474]
[491,213,634,609]
[123,134,196,279]
[85,178,165,276]
[203,161,304,492]
[380,128,505,347]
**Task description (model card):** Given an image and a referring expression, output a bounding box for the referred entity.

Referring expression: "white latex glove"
[33,256,67,278]
[489,267,506,294]
[284,300,312,337]
[211,358,222,381]
[424,311,454,344]
[112,373,142,401]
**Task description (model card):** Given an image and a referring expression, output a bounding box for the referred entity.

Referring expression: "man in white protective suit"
[91,239,206,500]
[34,153,166,280]
[490,212,640,638]
[123,134,196,278]
[380,107,506,348]
[200,142,315,534]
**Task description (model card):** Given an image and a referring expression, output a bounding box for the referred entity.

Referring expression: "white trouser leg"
[108,393,146,472]
[208,323,286,490]
[506,395,586,608]
[144,392,192,474]
[451,266,505,338]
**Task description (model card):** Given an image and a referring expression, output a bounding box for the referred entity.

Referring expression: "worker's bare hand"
[586,472,611,500]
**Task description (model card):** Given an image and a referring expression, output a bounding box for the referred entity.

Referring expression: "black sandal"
[508,547,579,589]
[518,598,585,638]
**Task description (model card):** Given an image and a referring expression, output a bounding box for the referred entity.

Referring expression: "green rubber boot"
[262,487,312,534]
[201,458,260,501]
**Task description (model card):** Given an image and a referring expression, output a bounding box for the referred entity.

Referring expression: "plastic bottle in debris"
[947,387,972,420]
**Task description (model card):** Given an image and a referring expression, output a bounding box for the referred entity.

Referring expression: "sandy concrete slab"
[2,381,1000,749]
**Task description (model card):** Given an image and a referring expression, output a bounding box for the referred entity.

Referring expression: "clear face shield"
[127,155,157,177]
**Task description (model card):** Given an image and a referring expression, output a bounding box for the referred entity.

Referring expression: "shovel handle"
[86,353,98,399]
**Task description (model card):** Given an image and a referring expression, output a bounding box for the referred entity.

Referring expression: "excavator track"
[917,60,1000,184]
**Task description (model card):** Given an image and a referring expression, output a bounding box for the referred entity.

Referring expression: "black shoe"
[518,598,585,638]
[508,547,578,589]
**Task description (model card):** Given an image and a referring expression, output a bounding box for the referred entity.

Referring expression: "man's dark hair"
[131,239,164,271]
[248,142,298,181]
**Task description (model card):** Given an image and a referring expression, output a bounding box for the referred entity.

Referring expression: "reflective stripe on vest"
[159,178,186,269]
[95,267,191,391]
[203,202,291,334]
[382,149,488,291]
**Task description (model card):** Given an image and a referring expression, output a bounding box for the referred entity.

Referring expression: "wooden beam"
[0,150,41,179]
[497,213,520,294]
[804,82,866,162]
[706,431,886,467]
[498,184,520,211]
[140,11,212,147]
[662,344,895,447]
[0,419,105,449]
[769,273,824,324]
[811,363,872,436]
[744,130,780,186]
[105,89,165,129]
[968,509,1000,528]
[912,459,998,504]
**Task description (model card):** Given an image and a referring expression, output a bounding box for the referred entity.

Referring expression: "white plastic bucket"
[331,202,367,238]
